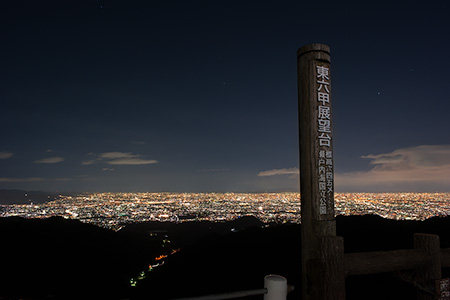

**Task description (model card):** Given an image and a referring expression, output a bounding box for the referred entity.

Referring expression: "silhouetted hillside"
[131,215,450,300]
[0,216,160,299]
[0,189,57,205]
[122,215,264,247]
[1,215,450,299]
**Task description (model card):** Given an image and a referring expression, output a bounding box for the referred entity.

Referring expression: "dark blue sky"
[1,1,450,192]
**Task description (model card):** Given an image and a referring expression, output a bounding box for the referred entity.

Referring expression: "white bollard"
[264,274,288,300]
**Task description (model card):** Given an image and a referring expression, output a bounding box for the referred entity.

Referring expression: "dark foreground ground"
[1,215,449,299]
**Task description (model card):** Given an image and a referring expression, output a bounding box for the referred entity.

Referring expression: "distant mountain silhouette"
[0,189,57,204]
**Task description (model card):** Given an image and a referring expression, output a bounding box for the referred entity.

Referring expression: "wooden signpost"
[296,43,450,300]
[297,43,338,300]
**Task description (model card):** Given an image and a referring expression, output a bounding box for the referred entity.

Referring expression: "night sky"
[1,1,449,192]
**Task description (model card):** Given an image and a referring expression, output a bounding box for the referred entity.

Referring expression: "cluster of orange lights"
[153,248,181,262]
[154,254,168,261]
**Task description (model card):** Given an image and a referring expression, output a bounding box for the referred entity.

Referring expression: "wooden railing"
[315,233,450,299]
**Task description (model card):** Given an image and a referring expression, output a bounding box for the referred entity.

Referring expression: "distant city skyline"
[1,1,449,192]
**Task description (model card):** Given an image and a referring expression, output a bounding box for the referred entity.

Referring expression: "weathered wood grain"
[298,43,336,300]
[414,233,441,300]
[320,236,346,299]
[441,248,450,267]
[345,249,432,275]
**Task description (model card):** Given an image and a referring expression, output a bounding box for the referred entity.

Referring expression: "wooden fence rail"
[318,233,450,300]
[442,248,450,267]
[345,248,434,276]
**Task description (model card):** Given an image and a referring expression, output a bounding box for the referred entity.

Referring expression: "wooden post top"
[297,43,331,61]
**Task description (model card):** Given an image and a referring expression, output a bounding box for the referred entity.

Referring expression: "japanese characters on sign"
[316,64,333,216]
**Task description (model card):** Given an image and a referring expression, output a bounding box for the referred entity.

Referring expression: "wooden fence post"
[414,233,441,300]
[320,236,346,300]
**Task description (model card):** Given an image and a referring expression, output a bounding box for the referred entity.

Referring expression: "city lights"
[1,193,449,230]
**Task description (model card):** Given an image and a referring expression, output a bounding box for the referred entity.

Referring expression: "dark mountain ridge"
[132,215,450,300]
[1,215,449,299]
[0,216,160,299]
